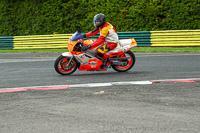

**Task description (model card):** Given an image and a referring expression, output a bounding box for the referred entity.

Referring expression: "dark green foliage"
[0,0,199,36]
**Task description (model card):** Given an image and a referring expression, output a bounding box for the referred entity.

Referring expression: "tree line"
[0,0,199,36]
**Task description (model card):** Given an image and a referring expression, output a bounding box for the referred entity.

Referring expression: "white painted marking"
[69,81,152,88]
[69,83,113,87]
[0,58,55,63]
[111,81,152,85]
[151,78,200,82]
[1,78,200,93]
[1,53,200,64]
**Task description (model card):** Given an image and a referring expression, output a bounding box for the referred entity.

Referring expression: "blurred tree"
[0,0,199,36]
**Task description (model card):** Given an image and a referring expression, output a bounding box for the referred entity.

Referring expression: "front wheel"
[54,55,77,75]
[112,51,135,72]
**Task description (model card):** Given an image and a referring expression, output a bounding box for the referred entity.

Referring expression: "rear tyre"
[54,55,77,75]
[112,51,135,72]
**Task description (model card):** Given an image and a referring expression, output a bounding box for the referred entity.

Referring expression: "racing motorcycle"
[54,31,137,75]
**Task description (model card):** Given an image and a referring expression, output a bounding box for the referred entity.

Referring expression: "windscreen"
[71,31,82,41]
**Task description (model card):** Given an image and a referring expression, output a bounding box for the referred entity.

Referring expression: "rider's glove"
[81,45,91,51]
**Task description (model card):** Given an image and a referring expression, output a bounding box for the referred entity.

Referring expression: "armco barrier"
[0,30,200,49]
[86,31,151,47]
[151,30,200,46]
[13,34,72,49]
[0,36,14,49]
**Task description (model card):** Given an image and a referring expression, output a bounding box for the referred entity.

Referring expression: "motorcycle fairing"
[79,58,104,71]
[74,52,105,71]
[61,51,103,70]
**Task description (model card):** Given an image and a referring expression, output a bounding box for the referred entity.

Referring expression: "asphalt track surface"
[0,52,200,133]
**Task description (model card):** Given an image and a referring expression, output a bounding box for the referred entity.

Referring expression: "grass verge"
[0,47,200,53]
[131,47,200,53]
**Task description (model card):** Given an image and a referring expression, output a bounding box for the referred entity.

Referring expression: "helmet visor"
[93,13,105,27]
[93,20,101,27]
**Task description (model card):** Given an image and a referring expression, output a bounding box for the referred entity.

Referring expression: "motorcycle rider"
[79,13,119,68]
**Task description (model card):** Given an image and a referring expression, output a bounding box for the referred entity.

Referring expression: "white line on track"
[1,78,200,93]
[0,53,200,63]
[0,59,55,63]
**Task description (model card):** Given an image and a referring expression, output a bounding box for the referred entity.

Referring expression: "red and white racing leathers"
[85,22,119,59]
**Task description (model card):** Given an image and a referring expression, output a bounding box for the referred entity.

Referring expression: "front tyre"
[54,55,77,75]
[112,51,135,72]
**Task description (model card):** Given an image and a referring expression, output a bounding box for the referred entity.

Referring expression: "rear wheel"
[112,51,135,72]
[54,55,77,75]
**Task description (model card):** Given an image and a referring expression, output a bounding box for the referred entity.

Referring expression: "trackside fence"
[151,30,200,46]
[0,30,200,49]
[0,36,14,49]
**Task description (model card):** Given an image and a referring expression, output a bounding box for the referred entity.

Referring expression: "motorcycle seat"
[119,39,133,47]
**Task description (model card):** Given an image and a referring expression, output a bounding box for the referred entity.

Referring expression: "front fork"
[61,52,76,69]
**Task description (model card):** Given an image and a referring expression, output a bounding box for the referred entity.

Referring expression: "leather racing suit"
[85,22,119,60]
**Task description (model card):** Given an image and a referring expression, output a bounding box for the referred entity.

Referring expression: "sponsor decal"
[89,61,97,65]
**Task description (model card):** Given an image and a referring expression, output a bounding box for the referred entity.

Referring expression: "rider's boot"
[99,57,113,69]
[107,57,113,66]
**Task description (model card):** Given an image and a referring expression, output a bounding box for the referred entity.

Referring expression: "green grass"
[0,49,68,53]
[131,47,200,53]
[0,47,200,53]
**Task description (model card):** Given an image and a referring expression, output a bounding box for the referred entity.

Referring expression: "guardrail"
[0,36,14,49]
[151,30,200,46]
[0,30,200,49]
[13,34,72,49]
[86,31,151,47]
